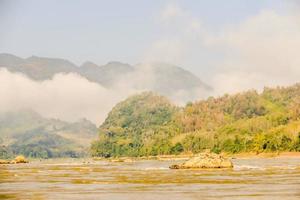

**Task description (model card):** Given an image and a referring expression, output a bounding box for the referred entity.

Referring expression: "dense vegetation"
[91,92,180,157]
[10,130,84,158]
[91,84,300,157]
[0,111,97,159]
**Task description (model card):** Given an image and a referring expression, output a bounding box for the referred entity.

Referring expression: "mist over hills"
[1,53,300,158]
[0,53,213,158]
[0,53,211,97]
[0,110,97,159]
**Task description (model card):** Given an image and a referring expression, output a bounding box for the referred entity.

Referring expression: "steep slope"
[92,84,300,157]
[91,92,181,157]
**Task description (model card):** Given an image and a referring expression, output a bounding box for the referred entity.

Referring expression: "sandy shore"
[154,152,300,160]
[92,152,300,162]
[228,152,300,159]
[2,152,300,165]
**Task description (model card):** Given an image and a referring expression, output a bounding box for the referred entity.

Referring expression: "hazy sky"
[1,0,300,124]
[0,0,293,79]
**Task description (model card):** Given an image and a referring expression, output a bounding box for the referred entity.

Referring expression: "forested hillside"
[0,111,97,159]
[91,92,180,157]
[91,84,300,157]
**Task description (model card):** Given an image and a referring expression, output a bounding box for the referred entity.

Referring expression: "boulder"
[170,152,233,169]
[0,156,28,164]
[12,155,28,164]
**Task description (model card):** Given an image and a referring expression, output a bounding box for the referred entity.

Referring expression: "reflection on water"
[0,158,300,200]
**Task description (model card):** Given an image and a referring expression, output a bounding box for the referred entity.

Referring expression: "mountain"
[79,61,134,87]
[0,53,24,66]
[0,53,211,99]
[10,130,82,158]
[91,92,180,157]
[0,110,98,159]
[0,54,77,80]
[134,62,211,98]
[91,84,300,157]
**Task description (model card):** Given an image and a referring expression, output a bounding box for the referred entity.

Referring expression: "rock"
[0,156,28,164]
[0,159,10,164]
[169,152,233,169]
[13,155,28,164]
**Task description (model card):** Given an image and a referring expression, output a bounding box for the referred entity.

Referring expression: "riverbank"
[91,151,300,162]
[2,152,300,164]
[227,152,300,159]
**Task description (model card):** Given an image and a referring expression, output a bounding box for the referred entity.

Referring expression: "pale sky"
[0,0,293,79]
[1,0,300,124]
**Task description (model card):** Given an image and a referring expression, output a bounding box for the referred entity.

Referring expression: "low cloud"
[0,65,208,125]
[0,68,138,125]
[147,3,300,96]
[208,10,300,95]
[144,3,205,66]
[2,3,300,125]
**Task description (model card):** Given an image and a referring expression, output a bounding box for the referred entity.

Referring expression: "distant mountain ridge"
[0,53,212,99]
[0,110,98,159]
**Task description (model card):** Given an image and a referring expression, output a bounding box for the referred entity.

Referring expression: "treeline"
[91,84,300,157]
[0,111,97,159]
[1,129,86,159]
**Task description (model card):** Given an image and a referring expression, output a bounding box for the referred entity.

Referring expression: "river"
[1,157,300,199]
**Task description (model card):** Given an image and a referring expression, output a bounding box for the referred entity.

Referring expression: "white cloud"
[148,3,300,96]
[144,3,206,65]
[207,10,300,94]
[2,3,300,125]
[0,69,137,125]
[0,64,209,124]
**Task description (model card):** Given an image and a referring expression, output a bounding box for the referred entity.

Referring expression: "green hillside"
[91,92,180,157]
[91,84,300,157]
[0,111,98,159]
[10,130,83,158]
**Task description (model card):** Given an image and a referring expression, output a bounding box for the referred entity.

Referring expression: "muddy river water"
[1,157,300,199]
